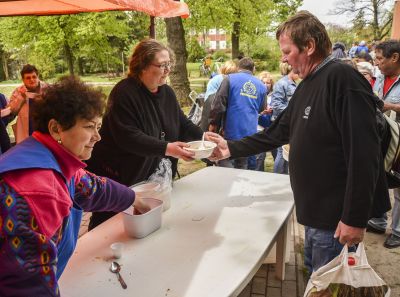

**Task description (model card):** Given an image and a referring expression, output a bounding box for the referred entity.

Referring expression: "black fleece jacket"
[228,59,390,230]
[86,77,203,186]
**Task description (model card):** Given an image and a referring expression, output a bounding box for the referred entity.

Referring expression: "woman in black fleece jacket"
[87,39,203,230]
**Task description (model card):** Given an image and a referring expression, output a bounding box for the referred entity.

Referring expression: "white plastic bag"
[148,158,172,190]
[304,243,390,297]
[146,158,172,211]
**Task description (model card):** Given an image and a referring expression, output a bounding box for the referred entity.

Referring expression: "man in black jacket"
[207,11,390,274]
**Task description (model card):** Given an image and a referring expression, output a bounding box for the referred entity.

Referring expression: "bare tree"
[330,0,393,40]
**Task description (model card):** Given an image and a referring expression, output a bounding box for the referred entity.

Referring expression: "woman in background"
[200,60,238,132]
[270,62,299,174]
[204,60,238,102]
[251,71,275,171]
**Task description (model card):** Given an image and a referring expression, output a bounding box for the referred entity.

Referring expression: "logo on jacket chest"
[303,106,311,119]
[240,81,257,99]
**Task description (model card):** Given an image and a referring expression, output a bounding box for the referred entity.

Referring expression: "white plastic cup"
[110,242,124,259]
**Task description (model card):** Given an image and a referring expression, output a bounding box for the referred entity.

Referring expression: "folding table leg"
[275,215,289,280]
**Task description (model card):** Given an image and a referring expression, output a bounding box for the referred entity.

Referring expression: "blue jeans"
[255,152,266,171]
[273,146,288,174]
[218,157,248,169]
[368,188,400,237]
[304,226,352,276]
[247,155,257,170]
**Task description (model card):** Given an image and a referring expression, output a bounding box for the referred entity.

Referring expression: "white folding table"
[59,166,294,297]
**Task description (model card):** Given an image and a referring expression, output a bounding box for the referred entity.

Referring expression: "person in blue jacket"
[209,57,267,169]
[355,40,369,57]
[270,62,299,174]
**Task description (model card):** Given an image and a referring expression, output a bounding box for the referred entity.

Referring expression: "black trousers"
[88,211,118,231]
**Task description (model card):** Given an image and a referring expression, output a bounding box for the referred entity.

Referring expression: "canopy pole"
[392,0,400,39]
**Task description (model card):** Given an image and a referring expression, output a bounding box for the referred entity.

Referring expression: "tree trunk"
[1,51,9,81]
[165,17,191,106]
[149,16,156,38]
[231,5,241,59]
[64,41,74,75]
[231,21,240,59]
[372,0,380,40]
[77,57,84,76]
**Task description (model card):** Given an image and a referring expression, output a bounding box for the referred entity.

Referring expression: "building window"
[210,41,217,50]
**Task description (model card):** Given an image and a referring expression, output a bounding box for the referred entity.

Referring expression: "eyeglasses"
[151,62,172,71]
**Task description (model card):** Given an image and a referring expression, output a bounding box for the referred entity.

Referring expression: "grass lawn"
[177,152,276,178]
[0,86,17,98]
[0,84,115,99]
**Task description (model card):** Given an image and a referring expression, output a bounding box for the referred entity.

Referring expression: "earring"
[57,139,62,145]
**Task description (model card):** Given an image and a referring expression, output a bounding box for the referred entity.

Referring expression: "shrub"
[212,50,229,61]
[187,38,206,62]
[240,35,281,72]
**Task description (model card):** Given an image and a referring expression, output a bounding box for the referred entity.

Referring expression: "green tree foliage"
[326,24,359,51]
[270,0,304,24]
[240,34,281,72]
[184,0,302,58]
[0,11,148,79]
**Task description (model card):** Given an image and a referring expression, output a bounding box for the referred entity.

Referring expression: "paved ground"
[363,227,400,296]
[237,214,306,297]
[79,211,399,297]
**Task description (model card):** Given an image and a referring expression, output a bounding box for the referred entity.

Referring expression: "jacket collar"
[32,131,86,180]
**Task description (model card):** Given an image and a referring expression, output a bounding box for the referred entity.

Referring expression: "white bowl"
[123,198,163,239]
[130,182,171,211]
[184,141,217,159]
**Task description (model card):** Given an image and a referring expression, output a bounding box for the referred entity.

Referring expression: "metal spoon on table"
[110,261,127,289]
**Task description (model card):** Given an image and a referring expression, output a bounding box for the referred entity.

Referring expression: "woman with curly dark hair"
[87,38,203,230]
[0,76,150,297]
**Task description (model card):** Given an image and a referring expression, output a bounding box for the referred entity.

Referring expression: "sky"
[298,0,352,26]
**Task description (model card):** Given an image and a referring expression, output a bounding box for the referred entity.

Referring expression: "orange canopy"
[0,0,189,18]
[392,0,400,39]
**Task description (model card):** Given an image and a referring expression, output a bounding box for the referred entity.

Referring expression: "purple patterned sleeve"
[0,179,59,297]
[73,169,135,212]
